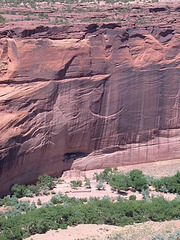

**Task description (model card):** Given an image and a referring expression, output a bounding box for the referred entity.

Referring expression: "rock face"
[0,23,179,196]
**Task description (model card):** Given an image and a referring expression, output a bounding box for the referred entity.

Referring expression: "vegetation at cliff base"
[0,170,180,240]
[70,180,82,189]
[11,174,57,198]
[0,196,180,240]
[94,168,180,195]
[95,169,149,193]
[153,172,180,194]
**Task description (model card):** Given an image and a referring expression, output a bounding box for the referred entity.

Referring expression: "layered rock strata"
[0,23,179,196]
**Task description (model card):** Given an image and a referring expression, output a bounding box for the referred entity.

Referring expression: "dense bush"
[129,169,148,191]
[144,175,155,186]
[153,172,180,194]
[0,195,18,206]
[97,169,148,193]
[51,192,64,205]
[0,196,179,240]
[11,174,56,198]
[26,185,40,196]
[11,185,29,198]
[37,174,56,190]
[110,173,130,192]
[6,201,36,219]
[1,170,179,240]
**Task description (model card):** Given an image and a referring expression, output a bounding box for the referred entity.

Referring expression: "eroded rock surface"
[0,22,179,196]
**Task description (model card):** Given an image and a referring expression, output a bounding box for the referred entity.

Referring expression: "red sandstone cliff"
[0,21,179,196]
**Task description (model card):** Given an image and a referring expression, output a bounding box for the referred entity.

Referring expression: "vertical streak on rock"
[0,24,179,196]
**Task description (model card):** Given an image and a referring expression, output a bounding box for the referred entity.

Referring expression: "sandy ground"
[1,158,179,239]
[16,158,179,205]
[26,220,180,240]
[71,158,180,179]
[24,159,180,240]
[0,158,179,215]
[18,158,180,206]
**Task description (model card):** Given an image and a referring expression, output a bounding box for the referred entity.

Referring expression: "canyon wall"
[0,23,179,196]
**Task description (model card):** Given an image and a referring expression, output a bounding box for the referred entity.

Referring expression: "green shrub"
[51,192,63,205]
[6,201,36,219]
[145,175,155,185]
[110,173,130,192]
[2,195,18,206]
[152,234,165,240]
[94,168,116,183]
[153,172,180,194]
[103,195,111,201]
[129,169,148,191]
[101,168,114,183]
[40,186,49,196]
[0,198,3,206]
[93,172,103,182]
[37,174,56,190]
[11,184,40,198]
[149,197,180,221]
[11,174,56,199]
[129,195,136,200]
[96,180,105,190]
[94,168,113,183]
[84,177,91,189]
[41,202,53,208]
[142,188,150,200]
[27,185,40,196]
[70,180,82,189]
[0,196,180,240]
[37,199,42,206]
[168,229,180,240]
[11,184,28,198]
[116,195,123,201]
[24,189,34,197]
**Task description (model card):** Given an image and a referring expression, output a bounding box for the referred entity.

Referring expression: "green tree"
[153,172,180,194]
[129,170,148,191]
[110,173,130,192]
[11,184,28,198]
[101,168,113,183]
[37,174,55,190]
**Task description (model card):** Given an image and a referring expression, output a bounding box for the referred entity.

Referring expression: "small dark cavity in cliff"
[63,152,88,162]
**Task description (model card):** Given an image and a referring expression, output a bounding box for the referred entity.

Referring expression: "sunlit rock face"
[0,24,179,196]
